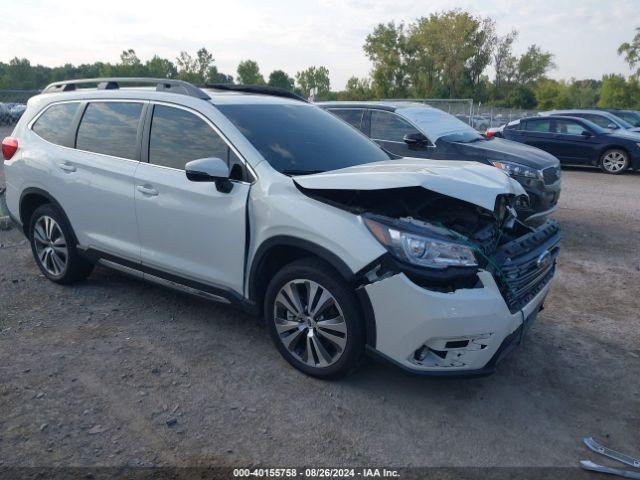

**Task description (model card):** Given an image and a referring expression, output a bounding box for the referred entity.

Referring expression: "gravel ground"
[0,157,639,469]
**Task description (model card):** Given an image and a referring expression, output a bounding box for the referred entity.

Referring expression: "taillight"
[484,130,495,138]
[2,137,18,161]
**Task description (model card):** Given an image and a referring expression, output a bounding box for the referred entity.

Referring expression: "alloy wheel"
[602,151,627,173]
[273,279,348,368]
[33,215,68,277]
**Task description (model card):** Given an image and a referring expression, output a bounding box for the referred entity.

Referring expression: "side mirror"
[607,123,618,129]
[580,130,592,137]
[185,157,233,193]
[403,132,429,148]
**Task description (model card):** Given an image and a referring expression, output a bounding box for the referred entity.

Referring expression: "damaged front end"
[292,160,560,373]
[299,185,560,309]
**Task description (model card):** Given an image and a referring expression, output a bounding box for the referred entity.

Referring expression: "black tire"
[28,203,94,284]
[599,149,630,174]
[264,258,366,379]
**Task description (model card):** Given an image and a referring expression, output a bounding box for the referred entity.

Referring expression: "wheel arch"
[597,145,630,162]
[19,188,78,243]
[248,236,356,305]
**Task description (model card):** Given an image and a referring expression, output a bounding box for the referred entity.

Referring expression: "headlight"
[491,160,542,180]
[636,143,640,149]
[363,217,478,269]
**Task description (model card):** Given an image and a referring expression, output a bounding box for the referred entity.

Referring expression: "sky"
[1,0,638,90]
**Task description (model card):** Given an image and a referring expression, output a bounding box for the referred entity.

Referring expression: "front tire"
[29,204,94,284]
[600,149,629,174]
[264,258,366,379]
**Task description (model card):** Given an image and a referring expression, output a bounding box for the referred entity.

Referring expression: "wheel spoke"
[310,289,334,319]
[316,316,347,335]
[50,251,65,274]
[283,283,304,314]
[281,328,306,351]
[309,332,331,366]
[34,225,47,244]
[315,326,347,352]
[274,317,301,335]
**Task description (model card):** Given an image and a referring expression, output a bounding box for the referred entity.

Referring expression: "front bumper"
[364,270,552,375]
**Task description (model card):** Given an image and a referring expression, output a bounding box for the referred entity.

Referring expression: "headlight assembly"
[363,217,478,269]
[491,160,543,180]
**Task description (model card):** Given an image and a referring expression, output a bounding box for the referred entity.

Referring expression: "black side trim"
[82,248,258,314]
[248,236,355,301]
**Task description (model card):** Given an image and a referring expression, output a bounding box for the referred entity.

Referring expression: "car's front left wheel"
[264,258,366,379]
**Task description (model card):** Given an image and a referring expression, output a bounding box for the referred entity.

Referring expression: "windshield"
[399,107,483,143]
[216,104,390,174]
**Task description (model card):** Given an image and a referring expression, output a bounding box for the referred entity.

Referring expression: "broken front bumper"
[363,269,552,376]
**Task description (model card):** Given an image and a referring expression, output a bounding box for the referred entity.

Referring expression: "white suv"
[2,78,560,378]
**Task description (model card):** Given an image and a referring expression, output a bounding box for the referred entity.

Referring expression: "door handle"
[136,185,159,196]
[59,162,76,173]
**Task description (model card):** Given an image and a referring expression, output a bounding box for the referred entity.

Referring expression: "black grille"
[492,221,561,313]
[542,166,560,185]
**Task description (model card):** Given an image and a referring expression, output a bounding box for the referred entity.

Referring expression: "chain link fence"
[0,90,39,127]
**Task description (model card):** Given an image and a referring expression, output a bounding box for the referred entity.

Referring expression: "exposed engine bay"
[298,185,561,310]
[298,186,528,255]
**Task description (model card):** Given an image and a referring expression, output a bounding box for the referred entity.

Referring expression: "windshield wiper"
[281,169,326,176]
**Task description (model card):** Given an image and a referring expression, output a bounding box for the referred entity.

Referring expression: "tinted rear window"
[76,102,143,160]
[370,110,419,141]
[523,119,551,132]
[216,104,389,174]
[329,109,364,130]
[32,103,79,146]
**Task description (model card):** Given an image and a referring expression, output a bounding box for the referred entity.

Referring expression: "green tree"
[516,45,555,85]
[533,79,571,109]
[175,51,200,83]
[236,60,265,85]
[618,27,640,78]
[364,22,409,98]
[597,74,640,108]
[268,70,294,90]
[493,30,518,90]
[295,66,330,99]
[339,77,373,100]
[507,85,536,108]
[145,55,177,78]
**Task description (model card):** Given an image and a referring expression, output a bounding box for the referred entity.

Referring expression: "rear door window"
[329,109,364,131]
[522,119,551,132]
[554,119,586,135]
[32,103,80,146]
[370,110,420,141]
[76,102,143,160]
[148,105,244,178]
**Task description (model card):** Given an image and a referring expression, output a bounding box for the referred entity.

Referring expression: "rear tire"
[600,149,629,174]
[28,204,94,284]
[264,258,366,379]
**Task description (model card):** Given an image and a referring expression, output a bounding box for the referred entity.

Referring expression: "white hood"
[292,158,526,212]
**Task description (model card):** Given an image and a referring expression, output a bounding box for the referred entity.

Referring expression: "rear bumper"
[363,270,553,376]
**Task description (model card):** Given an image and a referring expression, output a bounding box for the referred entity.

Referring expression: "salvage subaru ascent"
[2,78,560,378]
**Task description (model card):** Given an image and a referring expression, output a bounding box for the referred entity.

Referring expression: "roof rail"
[42,78,210,100]
[205,83,307,102]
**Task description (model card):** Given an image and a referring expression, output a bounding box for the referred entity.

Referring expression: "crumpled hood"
[292,158,526,212]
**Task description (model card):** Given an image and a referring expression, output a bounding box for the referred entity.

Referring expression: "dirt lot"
[0,155,639,469]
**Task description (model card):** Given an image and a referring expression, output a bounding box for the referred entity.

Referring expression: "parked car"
[541,109,640,133]
[319,101,561,226]
[3,78,560,379]
[601,109,640,127]
[502,115,640,174]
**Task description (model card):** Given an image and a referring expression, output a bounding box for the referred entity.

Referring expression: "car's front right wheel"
[264,258,366,379]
